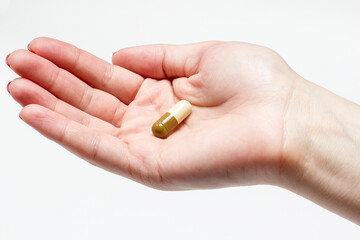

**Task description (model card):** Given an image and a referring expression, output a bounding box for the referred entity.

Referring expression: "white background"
[1,0,360,239]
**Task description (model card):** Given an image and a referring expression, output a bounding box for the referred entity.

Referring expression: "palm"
[8,38,295,189]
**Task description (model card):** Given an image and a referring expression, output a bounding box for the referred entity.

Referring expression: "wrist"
[279,76,360,224]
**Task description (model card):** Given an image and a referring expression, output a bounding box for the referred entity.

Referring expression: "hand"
[6,38,298,190]
[7,37,360,224]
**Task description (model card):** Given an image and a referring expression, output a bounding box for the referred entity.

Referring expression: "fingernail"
[5,54,10,67]
[6,81,11,93]
[27,44,34,53]
[19,113,23,120]
[89,161,98,167]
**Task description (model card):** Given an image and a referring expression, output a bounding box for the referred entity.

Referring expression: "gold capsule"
[152,100,192,138]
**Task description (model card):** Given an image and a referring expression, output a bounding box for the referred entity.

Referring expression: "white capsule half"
[167,100,192,123]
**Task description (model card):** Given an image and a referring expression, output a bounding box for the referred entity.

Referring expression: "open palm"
[7,38,296,189]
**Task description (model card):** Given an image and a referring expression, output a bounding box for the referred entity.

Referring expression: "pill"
[152,100,192,138]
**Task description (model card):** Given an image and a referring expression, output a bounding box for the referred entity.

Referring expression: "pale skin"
[6,37,360,225]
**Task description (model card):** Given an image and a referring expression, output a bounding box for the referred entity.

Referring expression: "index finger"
[28,37,144,104]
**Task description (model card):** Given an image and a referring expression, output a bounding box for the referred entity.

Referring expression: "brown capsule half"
[152,100,192,138]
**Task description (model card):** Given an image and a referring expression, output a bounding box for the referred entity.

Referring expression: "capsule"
[152,100,192,138]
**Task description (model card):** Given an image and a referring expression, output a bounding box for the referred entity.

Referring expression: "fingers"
[28,37,144,104]
[112,41,220,79]
[20,104,130,176]
[7,49,126,127]
[8,78,116,134]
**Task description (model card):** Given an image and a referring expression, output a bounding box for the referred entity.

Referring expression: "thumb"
[112,41,219,79]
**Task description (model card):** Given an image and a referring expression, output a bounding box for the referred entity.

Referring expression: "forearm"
[281,76,360,224]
